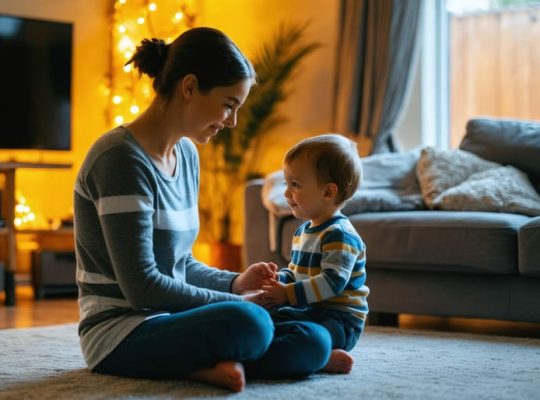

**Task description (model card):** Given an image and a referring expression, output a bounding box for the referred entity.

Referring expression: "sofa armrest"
[519,216,540,277]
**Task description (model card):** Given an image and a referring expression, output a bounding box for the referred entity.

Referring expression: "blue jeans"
[270,306,364,351]
[93,301,331,379]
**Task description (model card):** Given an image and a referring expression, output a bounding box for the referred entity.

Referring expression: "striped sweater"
[278,215,369,321]
[74,126,242,369]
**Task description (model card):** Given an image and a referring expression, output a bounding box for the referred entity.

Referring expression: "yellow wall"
[0,0,339,227]
[198,0,339,245]
[0,0,111,225]
[199,0,339,175]
[0,0,339,258]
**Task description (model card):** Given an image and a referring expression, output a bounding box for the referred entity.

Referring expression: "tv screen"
[0,14,72,150]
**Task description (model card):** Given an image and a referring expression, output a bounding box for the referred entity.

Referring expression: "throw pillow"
[416,147,500,208]
[361,148,421,191]
[341,189,425,214]
[460,118,540,183]
[261,170,291,217]
[433,166,540,217]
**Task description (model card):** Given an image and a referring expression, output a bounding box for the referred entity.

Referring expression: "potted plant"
[197,22,320,270]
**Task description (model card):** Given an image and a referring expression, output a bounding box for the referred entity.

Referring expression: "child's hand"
[242,289,275,308]
[262,280,289,305]
[232,262,278,294]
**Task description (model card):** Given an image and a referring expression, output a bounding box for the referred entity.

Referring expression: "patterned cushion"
[434,166,540,217]
[415,147,499,208]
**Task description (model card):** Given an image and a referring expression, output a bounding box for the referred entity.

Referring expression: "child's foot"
[322,349,354,374]
[188,361,245,392]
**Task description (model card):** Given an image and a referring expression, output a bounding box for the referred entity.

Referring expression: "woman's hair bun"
[127,38,169,78]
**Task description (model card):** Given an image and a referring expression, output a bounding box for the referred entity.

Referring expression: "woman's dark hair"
[127,27,255,97]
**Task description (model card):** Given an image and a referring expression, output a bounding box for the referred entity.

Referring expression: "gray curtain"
[333,0,422,154]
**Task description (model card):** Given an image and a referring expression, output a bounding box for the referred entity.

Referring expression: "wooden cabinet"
[0,162,71,305]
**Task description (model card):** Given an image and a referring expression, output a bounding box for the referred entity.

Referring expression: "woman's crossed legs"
[94,301,331,390]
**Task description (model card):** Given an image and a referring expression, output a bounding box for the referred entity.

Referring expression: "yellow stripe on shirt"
[321,241,359,255]
[310,277,323,301]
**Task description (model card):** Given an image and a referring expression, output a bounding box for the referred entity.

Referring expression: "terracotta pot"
[209,242,242,272]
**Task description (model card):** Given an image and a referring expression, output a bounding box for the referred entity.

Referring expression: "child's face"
[283,157,339,226]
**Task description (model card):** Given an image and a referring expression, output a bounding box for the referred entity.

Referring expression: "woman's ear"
[323,183,338,201]
[180,74,198,102]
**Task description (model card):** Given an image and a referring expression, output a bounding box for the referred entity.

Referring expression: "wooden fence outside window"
[450,7,540,147]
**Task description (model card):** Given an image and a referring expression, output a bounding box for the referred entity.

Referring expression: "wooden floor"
[2,282,540,338]
[0,284,79,329]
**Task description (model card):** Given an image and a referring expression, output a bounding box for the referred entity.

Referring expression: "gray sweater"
[74,127,242,369]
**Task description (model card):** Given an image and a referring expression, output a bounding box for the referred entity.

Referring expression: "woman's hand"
[262,280,288,305]
[232,262,278,294]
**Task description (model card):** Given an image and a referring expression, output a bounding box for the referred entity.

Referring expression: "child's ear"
[324,183,338,200]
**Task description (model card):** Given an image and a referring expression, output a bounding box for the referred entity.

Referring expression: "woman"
[74,27,331,392]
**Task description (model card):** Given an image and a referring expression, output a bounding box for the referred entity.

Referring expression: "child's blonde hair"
[284,133,362,205]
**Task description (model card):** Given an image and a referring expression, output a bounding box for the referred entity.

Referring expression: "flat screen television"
[0,14,72,150]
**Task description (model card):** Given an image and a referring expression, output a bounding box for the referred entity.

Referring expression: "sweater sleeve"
[184,254,240,292]
[277,268,296,284]
[86,145,242,312]
[286,228,361,306]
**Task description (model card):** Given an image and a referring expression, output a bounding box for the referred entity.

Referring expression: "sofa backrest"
[459,117,540,190]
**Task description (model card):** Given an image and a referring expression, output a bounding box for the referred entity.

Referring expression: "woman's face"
[184,78,252,144]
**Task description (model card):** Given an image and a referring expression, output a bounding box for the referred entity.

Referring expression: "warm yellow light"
[14,218,22,227]
[142,84,152,97]
[15,204,24,213]
[100,84,111,97]
[107,1,197,129]
[28,213,36,221]
[118,36,134,52]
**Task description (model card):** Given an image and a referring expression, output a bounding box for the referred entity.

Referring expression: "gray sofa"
[244,118,540,324]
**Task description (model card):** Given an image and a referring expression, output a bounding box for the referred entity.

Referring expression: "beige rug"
[0,323,539,399]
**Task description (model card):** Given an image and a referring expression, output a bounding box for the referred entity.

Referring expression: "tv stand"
[0,162,72,306]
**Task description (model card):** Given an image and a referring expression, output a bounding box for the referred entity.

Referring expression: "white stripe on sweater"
[96,195,153,216]
[79,295,131,320]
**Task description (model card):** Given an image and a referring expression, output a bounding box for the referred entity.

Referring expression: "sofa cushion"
[278,211,528,274]
[280,211,530,274]
[350,211,528,275]
[518,216,540,277]
[433,166,540,217]
[361,148,421,191]
[416,147,499,208]
[459,118,540,188]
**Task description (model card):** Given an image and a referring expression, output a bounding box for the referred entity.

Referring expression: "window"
[448,0,540,147]
[419,0,540,149]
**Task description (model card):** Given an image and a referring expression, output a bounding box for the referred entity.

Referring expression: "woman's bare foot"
[322,349,354,374]
[188,361,245,392]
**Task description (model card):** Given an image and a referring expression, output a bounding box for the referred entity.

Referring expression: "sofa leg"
[368,312,399,327]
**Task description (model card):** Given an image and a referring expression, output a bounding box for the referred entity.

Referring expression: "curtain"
[333,0,422,154]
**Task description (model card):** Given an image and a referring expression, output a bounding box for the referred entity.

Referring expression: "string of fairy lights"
[104,0,196,127]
